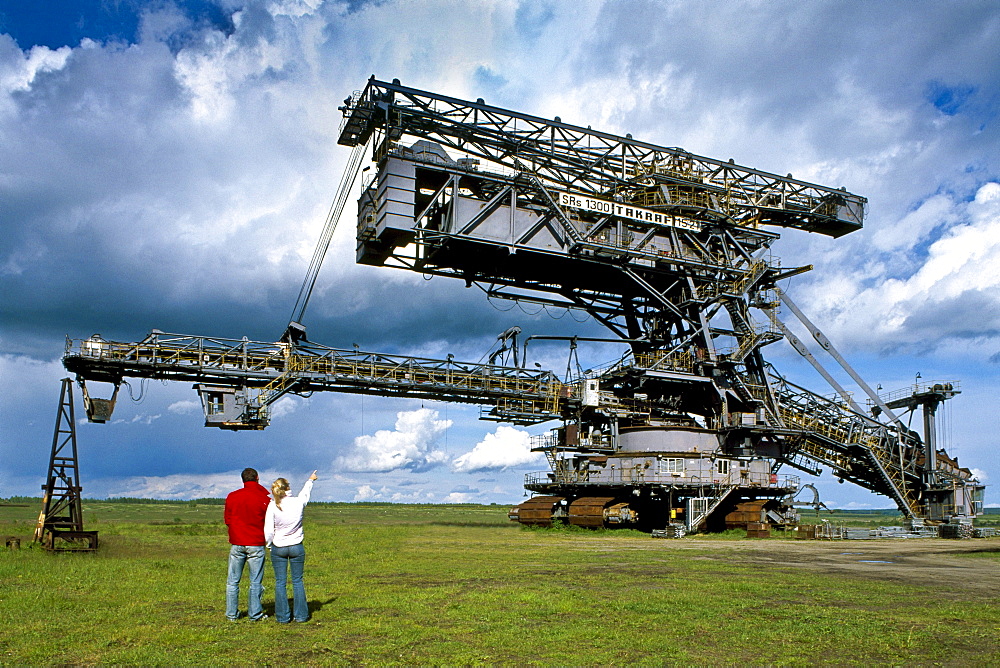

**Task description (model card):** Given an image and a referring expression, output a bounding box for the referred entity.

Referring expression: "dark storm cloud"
[573,1,1000,213]
[306,269,604,358]
[0,1,604,365]
[902,290,1000,343]
[0,17,331,350]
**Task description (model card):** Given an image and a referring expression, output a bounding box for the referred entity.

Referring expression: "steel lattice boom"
[339,78,865,238]
[64,332,562,427]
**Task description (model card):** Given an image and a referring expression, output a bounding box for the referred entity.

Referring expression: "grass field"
[2,500,999,666]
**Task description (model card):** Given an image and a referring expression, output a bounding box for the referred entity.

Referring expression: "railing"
[626,154,858,230]
[730,260,768,295]
[632,350,697,373]
[65,333,563,424]
[529,431,616,452]
[718,308,783,361]
[686,483,739,531]
[698,258,777,301]
[72,334,289,375]
[630,186,716,212]
[525,467,799,489]
[874,380,961,405]
[773,378,920,516]
[357,211,377,240]
[337,90,362,136]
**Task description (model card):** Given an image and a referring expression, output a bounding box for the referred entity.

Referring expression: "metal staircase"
[771,375,921,517]
[686,481,740,531]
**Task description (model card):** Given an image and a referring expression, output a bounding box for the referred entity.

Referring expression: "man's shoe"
[251,614,269,621]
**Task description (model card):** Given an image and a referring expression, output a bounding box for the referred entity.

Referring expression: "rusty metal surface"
[509,495,565,527]
[725,500,768,528]
[568,496,617,528]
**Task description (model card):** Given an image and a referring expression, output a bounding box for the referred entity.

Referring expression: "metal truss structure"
[33,379,98,551]
[62,77,984,532]
[64,332,561,427]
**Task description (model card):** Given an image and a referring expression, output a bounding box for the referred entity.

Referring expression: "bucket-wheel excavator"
[62,78,984,533]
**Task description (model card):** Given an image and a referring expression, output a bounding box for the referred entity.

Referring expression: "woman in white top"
[265,470,317,623]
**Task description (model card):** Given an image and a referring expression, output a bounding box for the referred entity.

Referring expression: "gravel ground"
[677,537,1000,596]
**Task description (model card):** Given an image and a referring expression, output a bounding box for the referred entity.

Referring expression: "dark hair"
[241,468,258,483]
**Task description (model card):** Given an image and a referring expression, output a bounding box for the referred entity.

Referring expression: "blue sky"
[0,1,143,48]
[1,0,999,508]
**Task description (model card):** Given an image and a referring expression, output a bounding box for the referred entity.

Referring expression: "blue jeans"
[271,543,308,623]
[226,545,266,620]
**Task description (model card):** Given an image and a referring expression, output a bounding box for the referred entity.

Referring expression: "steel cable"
[289,140,368,326]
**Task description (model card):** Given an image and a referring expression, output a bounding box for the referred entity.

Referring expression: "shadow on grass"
[264,596,339,618]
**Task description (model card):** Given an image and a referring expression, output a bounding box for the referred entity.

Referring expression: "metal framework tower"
[34,378,98,551]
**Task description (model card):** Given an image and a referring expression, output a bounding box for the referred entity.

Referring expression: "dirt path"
[678,538,1000,595]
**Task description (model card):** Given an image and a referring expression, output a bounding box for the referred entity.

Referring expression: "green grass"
[2,502,999,665]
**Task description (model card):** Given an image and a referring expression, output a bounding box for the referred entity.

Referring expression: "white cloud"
[0,354,67,397]
[840,500,879,510]
[869,193,960,254]
[809,182,1000,353]
[0,40,71,100]
[353,483,461,503]
[353,484,383,501]
[269,396,300,420]
[390,490,434,502]
[129,413,161,425]
[335,408,452,472]
[168,400,200,415]
[102,470,250,499]
[99,468,327,500]
[971,468,988,482]
[452,425,542,472]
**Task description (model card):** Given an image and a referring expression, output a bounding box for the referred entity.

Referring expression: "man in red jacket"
[224,467,271,621]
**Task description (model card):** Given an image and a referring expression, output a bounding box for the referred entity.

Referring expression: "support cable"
[287,140,368,335]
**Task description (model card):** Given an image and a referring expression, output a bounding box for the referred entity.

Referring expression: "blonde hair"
[271,478,291,509]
